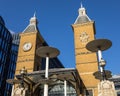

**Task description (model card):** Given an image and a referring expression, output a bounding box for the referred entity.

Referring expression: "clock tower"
[72,4,99,96]
[15,14,44,75]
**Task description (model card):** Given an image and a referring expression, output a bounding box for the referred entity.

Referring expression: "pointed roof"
[23,13,39,33]
[74,3,91,24]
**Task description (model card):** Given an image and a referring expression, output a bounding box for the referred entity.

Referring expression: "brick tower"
[15,14,44,75]
[72,4,99,96]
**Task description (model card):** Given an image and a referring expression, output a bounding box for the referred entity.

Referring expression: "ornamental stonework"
[98,80,117,96]
[80,32,89,44]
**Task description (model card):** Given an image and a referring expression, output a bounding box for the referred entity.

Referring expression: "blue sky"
[0,0,120,75]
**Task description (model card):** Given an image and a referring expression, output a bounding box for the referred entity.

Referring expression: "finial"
[81,1,83,8]
[33,11,36,17]
[29,11,38,25]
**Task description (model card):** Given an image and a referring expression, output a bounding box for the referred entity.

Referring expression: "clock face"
[23,42,32,51]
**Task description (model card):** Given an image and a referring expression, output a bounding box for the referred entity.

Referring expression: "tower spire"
[30,12,38,25]
[81,1,83,8]
[33,11,36,17]
[23,12,38,33]
[74,1,91,24]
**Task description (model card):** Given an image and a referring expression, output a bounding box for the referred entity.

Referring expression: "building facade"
[3,3,120,96]
[0,16,20,96]
[11,13,80,96]
[4,33,20,96]
[15,14,64,76]
[0,16,13,95]
[0,15,64,96]
[72,4,99,96]
[72,4,120,96]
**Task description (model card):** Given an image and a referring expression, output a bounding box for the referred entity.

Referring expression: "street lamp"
[86,39,112,80]
[99,58,106,69]
[99,58,106,80]
[36,46,60,96]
